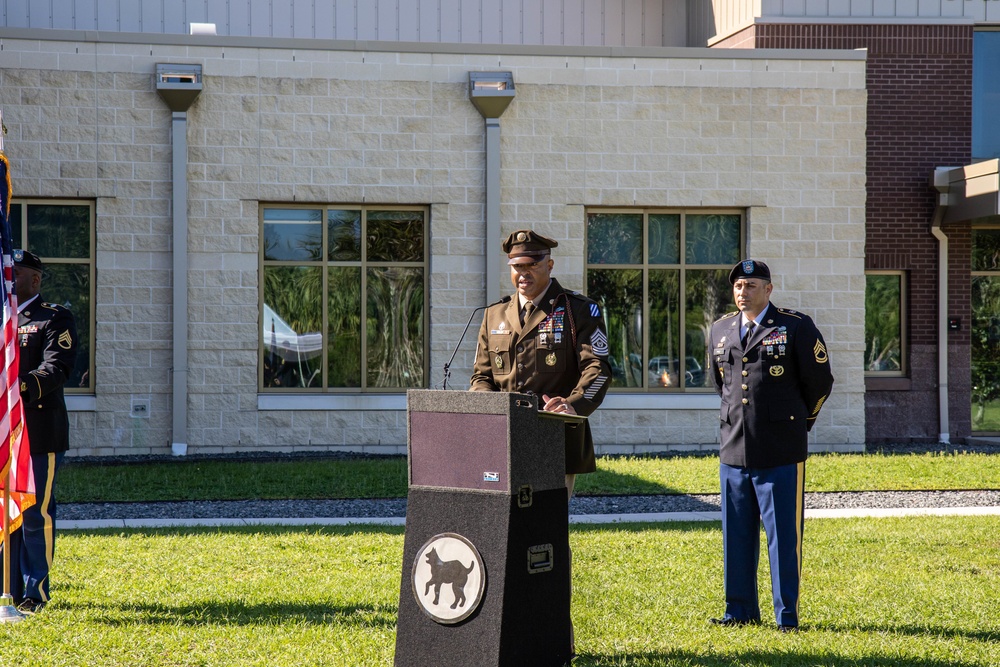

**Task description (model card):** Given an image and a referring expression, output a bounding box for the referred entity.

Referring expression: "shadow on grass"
[70,524,406,538]
[74,599,398,628]
[815,621,1000,644]
[581,453,717,497]
[571,521,720,534]
[577,648,988,667]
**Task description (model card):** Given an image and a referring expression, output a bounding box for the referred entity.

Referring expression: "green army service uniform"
[470,278,612,474]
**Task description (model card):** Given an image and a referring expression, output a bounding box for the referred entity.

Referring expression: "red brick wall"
[727,24,974,443]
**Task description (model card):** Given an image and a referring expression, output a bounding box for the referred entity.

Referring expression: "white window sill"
[258,392,719,411]
[259,394,407,411]
[67,395,97,411]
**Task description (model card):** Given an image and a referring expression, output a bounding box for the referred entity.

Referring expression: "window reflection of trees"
[367,267,423,388]
[17,203,93,390]
[588,268,642,387]
[42,264,92,389]
[327,267,362,388]
[261,207,426,391]
[864,274,902,372]
[972,275,1000,430]
[367,211,424,262]
[972,231,1000,430]
[685,270,731,388]
[27,204,90,258]
[587,210,739,390]
[263,266,323,389]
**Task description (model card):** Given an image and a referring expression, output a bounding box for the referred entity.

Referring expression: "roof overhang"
[932,159,1000,224]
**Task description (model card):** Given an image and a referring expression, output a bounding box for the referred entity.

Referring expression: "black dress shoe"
[778,624,798,633]
[710,616,758,627]
[16,598,45,615]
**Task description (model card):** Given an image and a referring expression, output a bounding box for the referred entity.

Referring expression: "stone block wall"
[0,35,867,454]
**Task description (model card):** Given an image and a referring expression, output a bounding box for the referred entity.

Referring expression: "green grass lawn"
[58,451,1000,503]
[2,516,998,666]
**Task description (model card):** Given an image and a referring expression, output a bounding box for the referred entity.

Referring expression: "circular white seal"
[411,533,486,624]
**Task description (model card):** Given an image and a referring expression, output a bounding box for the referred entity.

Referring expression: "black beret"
[729,259,771,284]
[13,249,44,273]
[502,229,558,265]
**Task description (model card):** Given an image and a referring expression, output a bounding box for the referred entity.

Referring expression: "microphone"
[442,295,513,390]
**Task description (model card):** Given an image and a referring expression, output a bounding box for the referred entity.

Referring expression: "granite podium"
[394,389,574,667]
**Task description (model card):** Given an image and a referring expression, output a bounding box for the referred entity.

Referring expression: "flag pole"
[0,110,24,622]
[1,458,24,621]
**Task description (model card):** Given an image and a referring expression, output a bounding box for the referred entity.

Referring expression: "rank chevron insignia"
[590,329,609,356]
[58,330,74,350]
[813,339,828,364]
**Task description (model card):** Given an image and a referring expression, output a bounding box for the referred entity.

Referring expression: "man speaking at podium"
[470,229,612,496]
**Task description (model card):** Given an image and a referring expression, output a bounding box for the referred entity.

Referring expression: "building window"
[972,228,1000,432]
[973,30,1000,161]
[864,271,905,375]
[9,200,94,392]
[260,205,427,392]
[585,209,742,391]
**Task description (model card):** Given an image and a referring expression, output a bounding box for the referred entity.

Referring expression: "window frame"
[973,28,1000,162]
[863,269,907,378]
[258,203,430,393]
[971,226,1000,434]
[9,198,96,395]
[584,207,745,393]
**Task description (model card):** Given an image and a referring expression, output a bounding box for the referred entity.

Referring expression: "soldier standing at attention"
[4,249,78,614]
[470,229,612,497]
[708,259,834,633]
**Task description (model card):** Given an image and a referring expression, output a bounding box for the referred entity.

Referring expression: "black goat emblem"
[423,547,475,609]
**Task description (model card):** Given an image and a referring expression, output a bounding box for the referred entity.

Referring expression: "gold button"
[741,384,748,390]
[742,357,748,363]
[741,370,748,377]
[790,416,795,420]
[741,398,749,404]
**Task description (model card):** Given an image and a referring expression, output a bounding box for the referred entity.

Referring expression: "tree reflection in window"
[864,273,903,373]
[972,230,1000,430]
[13,202,94,391]
[586,209,741,391]
[261,206,427,391]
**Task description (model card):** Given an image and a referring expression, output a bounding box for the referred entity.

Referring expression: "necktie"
[520,301,534,326]
[742,322,755,349]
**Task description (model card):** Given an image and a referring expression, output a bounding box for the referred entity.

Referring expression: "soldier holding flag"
[2,249,78,614]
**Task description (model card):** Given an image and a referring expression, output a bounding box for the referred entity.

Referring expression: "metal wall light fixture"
[469,72,516,305]
[155,63,203,112]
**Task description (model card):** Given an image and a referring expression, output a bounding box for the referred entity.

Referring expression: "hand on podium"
[541,393,577,415]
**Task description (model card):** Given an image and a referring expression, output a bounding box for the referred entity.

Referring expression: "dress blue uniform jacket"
[19,297,78,454]
[710,304,834,469]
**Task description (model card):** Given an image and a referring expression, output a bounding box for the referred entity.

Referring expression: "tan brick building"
[0,6,870,456]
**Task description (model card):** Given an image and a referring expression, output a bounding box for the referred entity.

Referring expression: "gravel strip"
[59,490,1000,521]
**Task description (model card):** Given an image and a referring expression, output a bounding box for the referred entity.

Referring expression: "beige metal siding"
[1,0,677,45]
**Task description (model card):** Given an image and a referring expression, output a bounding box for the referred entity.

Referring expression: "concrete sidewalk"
[59,505,1000,530]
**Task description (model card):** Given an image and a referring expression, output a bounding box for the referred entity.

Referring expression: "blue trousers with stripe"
[3,451,63,603]
[720,461,805,627]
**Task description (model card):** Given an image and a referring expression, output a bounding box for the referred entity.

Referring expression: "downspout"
[484,117,502,304]
[156,64,202,456]
[169,111,190,456]
[931,168,951,445]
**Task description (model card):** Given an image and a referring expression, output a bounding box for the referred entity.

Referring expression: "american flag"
[0,151,34,530]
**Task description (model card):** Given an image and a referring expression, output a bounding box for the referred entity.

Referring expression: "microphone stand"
[443,295,512,390]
